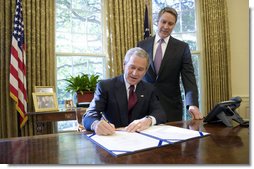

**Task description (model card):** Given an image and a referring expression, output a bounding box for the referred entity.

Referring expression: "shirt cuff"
[91,120,100,131]
[150,116,156,125]
[146,116,156,126]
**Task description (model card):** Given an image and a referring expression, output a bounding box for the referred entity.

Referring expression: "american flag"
[9,0,28,128]
[144,4,150,39]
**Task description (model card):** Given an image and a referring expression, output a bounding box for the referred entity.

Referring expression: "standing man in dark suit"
[83,47,166,135]
[137,7,203,122]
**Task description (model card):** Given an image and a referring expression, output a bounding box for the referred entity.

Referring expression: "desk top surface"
[0,120,249,164]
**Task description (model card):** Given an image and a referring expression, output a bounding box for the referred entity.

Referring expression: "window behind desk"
[55,0,105,131]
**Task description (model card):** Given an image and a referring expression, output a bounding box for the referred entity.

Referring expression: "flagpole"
[144,1,150,39]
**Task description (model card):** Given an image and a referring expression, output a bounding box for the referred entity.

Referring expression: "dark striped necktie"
[128,85,137,121]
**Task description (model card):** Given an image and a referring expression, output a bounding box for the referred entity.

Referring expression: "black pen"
[100,112,113,128]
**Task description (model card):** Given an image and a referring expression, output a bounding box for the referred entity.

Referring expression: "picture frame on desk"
[64,99,74,109]
[32,92,59,112]
[34,86,55,93]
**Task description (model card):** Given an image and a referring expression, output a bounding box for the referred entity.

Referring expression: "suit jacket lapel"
[147,37,157,80]
[159,37,176,74]
[114,76,129,125]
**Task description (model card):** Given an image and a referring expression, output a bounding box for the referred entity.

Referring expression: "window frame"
[55,0,106,132]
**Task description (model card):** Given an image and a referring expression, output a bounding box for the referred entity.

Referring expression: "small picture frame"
[32,93,59,112]
[65,99,74,109]
[34,86,54,93]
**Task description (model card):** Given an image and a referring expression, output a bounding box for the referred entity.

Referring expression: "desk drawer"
[36,112,76,122]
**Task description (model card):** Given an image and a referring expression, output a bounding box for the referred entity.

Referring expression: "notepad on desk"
[85,125,210,156]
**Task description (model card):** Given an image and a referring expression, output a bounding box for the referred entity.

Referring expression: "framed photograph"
[65,99,74,109]
[34,86,54,93]
[32,93,59,112]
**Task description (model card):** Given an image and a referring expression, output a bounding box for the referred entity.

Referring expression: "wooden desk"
[0,120,249,164]
[27,108,86,135]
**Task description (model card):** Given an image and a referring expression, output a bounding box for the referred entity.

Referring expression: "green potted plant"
[65,73,100,103]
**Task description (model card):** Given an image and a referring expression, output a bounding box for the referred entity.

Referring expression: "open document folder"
[85,125,210,156]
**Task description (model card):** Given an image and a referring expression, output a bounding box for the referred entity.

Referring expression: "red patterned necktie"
[128,85,137,120]
[154,39,164,74]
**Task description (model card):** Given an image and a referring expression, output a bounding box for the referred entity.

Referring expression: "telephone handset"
[204,96,249,127]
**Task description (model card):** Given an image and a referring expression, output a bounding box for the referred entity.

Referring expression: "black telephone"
[204,96,249,127]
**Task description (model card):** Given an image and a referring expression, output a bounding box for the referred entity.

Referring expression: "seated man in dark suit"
[83,47,166,135]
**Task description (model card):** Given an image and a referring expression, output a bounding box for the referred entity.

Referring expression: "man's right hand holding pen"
[92,112,116,135]
[93,120,116,135]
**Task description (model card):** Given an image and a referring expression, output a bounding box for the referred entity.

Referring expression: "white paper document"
[85,125,209,156]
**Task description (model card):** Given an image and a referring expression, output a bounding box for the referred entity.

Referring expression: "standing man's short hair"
[157,7,178,23]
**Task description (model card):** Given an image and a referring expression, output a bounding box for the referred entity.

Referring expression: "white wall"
[227,0,249,118]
